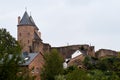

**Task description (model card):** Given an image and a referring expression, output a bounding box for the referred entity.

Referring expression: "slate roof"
[29,16,36,26]
[0,53,39,67]
[20,53,39,66]
[34,32,42,41]
[18,11,39,30]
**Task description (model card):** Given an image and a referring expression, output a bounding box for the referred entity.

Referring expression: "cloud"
[65,0,94,6]
[0,0,120,51]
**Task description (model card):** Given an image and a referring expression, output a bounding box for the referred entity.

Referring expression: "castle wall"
[43,43,51,53]
[95,49,118,58]
[51,45,95,59]
[33,41,44,53]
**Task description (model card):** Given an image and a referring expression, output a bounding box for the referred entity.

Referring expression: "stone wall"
[51,44,95,59]
[43,43,51,53]
[95,49,118,58]
[68,54,85,67]
[18,25,43,53]
[18,26,35,53]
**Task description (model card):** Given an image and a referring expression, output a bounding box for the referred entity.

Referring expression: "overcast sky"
[0,0,120,51]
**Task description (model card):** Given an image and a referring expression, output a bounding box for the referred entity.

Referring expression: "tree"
[55,75,66,80]
[88,69,119,80]
[0,28,23,80]
[83,56,95,69]
[0,28,33,80]
[66,68,89,80]
[41,49,64,80]
[0,28,21,55]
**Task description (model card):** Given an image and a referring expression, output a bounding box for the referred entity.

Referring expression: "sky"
[0,0,120,51]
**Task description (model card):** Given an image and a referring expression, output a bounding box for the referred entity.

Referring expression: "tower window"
[19,33,21,36]
[28,33,30,36]
[28,40,29,44]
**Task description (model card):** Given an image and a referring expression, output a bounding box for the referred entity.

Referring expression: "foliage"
[88,69,119,80]
[83,56,95,69]
[0,28,21,55]
[0,28,21,80]
[83,56,120,79]
[63,66,77,75]
[40,50,120,80]
[64,67,120,80]
[66,68,89,80]
[18,68,35,80]
[41,49,64,80]
[40,48,120,80]
[64,56,120,80]
[0,28,33,80]
[55,75,66,80]
[95,57,120,71]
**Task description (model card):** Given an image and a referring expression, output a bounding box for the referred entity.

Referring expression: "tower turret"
[17,11,43,53]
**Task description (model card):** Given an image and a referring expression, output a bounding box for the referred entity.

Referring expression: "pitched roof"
[20,53,39,66]
[18,11,39,30]
[34,32,42,41]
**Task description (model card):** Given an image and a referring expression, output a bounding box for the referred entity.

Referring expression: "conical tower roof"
[29,16,39,30]
[18,11,39,30]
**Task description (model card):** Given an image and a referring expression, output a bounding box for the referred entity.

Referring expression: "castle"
[17,11,118,80]
[17,11,95,58]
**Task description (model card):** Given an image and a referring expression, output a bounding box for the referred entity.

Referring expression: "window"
[31,67,39,74]
[28,40,29,44]
[28,32,30,36]
[19,33,21,36]
[35,68,39,73]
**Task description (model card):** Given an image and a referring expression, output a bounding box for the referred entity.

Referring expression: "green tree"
[41,49,64,80]
[0,28,22,80]
[66,68,89,80]
[63,66,77,75]
[88,69,119,80]
[0,28,33,80]
[83,56,95,69]
[0,28,21,55]
[55,75,66,80]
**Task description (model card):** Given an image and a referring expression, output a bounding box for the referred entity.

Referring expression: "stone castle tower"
[17,11,43,53]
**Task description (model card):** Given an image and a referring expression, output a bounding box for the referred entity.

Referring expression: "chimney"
[18,16,21,25]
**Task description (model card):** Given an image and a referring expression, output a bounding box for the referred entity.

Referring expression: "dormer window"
[23,52,30,61]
